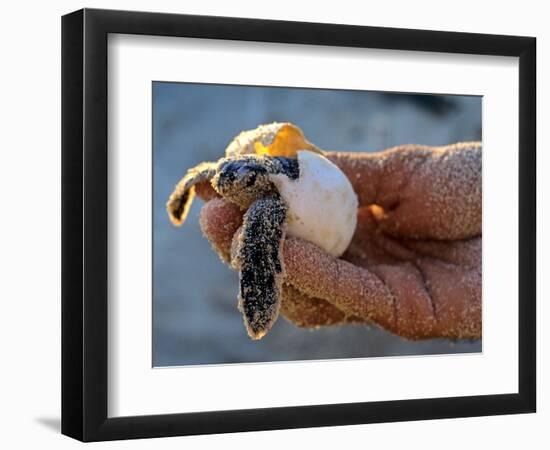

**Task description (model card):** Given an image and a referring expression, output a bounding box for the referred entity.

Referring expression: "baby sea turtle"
[167,123,358,340]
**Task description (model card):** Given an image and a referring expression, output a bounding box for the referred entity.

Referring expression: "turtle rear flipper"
[167,162,217,226]
[236,196,287,340]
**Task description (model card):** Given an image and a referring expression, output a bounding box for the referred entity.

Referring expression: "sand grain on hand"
[327,142,482,240]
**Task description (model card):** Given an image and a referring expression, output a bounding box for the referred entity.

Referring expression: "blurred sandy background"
[153,82,482,367]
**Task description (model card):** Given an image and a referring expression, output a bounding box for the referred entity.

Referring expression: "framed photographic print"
[61,8,536,441]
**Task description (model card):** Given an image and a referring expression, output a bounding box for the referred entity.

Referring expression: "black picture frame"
[61,8,536,442]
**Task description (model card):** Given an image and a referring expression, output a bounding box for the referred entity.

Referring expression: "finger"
[282,237,397,333]
[284,237,481,340]
[326,142,481,240]
[194,180,219,201]
[199,198,243,263]
[412,258,481,339]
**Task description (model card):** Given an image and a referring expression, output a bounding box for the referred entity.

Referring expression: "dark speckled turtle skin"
[236,196,287,339]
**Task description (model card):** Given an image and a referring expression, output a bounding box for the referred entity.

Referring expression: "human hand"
[197,143,481,340]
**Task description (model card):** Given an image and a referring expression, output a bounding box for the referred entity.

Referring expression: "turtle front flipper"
[167,162,217,226]
[236,196,287,340]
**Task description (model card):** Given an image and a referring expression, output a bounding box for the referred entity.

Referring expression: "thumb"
[199,198,243,263]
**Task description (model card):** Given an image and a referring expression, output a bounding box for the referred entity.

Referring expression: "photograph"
[153,82,482,367]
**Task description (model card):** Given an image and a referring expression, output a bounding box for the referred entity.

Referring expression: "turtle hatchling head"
[212,156,277,209]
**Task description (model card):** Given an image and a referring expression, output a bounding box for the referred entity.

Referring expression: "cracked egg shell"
[225,122,322,158]
[269,150,358,257]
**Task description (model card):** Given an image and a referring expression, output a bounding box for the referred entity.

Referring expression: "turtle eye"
[214,157,273,202]
[246,173,260,187]
[217,161,237,182]
[220,160,266,182]
[235,165,260,187]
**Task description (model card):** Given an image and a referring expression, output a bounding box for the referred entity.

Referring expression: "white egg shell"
[269,151,358,257]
